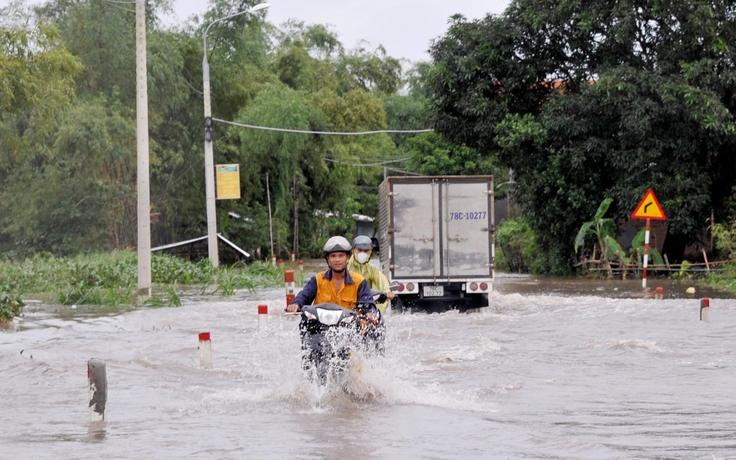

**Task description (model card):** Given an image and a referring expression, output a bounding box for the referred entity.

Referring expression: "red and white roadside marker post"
[88,358,107,422]
[700,298,710,322]
[285,270,295,308]
[631,189,666,290]
[654,286,664,300]
[198,332,212,369]
[258,304,268,329]
[298,260,304,271]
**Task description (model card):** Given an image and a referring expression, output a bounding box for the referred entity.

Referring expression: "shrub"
[496,218,547,274]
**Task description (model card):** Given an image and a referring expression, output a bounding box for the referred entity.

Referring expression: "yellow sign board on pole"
[216,164,240,200]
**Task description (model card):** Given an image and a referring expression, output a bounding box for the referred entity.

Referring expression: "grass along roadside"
[704,261,736,291]
[0,251,305,323]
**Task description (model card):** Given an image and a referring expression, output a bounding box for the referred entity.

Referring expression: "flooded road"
[1,274,735,459]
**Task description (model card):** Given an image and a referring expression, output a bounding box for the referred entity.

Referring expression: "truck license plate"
[423,285,444,297]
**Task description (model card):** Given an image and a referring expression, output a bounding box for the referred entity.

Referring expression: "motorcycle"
[294,291,387,386]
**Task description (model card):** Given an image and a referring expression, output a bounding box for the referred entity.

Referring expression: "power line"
[100,0,135,13]
[384,166,421,176]
[179,73,204,96]
[325,157,408,167]
[212,117,433,135]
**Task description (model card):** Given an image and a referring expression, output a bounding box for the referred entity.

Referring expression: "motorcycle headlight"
[304,311,316,321]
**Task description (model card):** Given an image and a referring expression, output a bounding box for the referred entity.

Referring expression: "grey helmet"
[322,236,352,258]
[352,235,373,250]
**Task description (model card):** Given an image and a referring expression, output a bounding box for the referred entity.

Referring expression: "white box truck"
[377,175,495,313]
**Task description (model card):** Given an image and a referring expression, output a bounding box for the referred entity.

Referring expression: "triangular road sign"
[632,189,666,220]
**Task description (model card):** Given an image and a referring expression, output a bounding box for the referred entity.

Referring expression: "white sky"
[168,0,512,63]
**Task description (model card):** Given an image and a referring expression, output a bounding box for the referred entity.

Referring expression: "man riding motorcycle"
[286,236,379,322]
[347,235,395,314]
[287,236,383,373]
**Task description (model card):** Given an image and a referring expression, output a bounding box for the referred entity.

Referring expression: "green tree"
[0,0,417,260]
[0,17,82,164]
[407,132,494,176]
[0,13,83,254]
[428,0,736,272]
[1,96,137,254]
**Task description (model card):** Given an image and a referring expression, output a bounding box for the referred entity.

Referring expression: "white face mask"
[355,251,370,264]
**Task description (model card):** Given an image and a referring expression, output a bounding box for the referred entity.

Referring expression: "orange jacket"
[292,269,373,310]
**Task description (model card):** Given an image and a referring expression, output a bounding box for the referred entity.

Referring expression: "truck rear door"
[390,180,441,279]
[442,178,494,278]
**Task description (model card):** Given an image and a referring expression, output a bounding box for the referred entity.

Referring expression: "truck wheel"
[391,297,406,313]
[461,294,488,313]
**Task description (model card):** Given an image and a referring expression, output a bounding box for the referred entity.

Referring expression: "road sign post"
[631,189,666,289]
[642,218,651,288]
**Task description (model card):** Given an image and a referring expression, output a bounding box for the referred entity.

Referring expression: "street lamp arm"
[202,3,271,64]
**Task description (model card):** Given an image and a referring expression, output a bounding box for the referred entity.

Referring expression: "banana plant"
[574,198,627,277]
[630,228,665,268]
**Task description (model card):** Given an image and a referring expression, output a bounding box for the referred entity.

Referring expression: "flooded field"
[1,274,734,459]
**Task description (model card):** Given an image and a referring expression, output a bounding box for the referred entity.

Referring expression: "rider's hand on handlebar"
[286,304,301,313]
[385,291,396,300]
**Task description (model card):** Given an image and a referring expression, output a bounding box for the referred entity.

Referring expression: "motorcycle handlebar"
[369,289,388,303]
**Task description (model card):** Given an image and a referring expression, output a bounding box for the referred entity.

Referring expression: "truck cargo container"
[378,176,495,313]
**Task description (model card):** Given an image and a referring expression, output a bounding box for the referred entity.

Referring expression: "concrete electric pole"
[136,0,151,295]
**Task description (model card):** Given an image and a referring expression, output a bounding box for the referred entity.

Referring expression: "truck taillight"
[480,282,488,291]
[469,282,478,291]
[406,283,415,292]
[397,283,405,292]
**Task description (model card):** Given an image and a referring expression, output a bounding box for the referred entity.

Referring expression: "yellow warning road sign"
[632,189,666,220]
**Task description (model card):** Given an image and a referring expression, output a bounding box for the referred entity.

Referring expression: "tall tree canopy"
[428,0,736,271]
[0,0,422,259]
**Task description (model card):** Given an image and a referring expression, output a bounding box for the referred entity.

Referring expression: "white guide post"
[88,359,108,422]
[135,0,151,295]
[199,332,213,368]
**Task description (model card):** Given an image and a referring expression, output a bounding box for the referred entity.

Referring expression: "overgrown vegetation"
[712,219,736,261]
[429,1,736,272]
[495,218,547,274]
[4,0,736,287]
[706,263,736,291]
[0,251,305,321]
[574,198,667,279]
[705,217,736,290]
[0,278,25,323]
[574,198,621,278]
[0,0,441,261]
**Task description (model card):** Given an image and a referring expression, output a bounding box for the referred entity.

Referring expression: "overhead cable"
[101,0,135,12]
[212,118,433,135]
[324,157,409,167]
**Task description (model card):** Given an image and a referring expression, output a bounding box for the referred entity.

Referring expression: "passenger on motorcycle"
[347,235,395,314]
[286,236,379,322]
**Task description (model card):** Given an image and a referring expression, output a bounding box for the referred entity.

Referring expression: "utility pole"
[202,43,219,268]
[293,174,299,258]
[201,3,271,268]
[135,0,151,295]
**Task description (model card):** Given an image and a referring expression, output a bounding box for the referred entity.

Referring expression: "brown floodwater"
[1,272,734,459]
